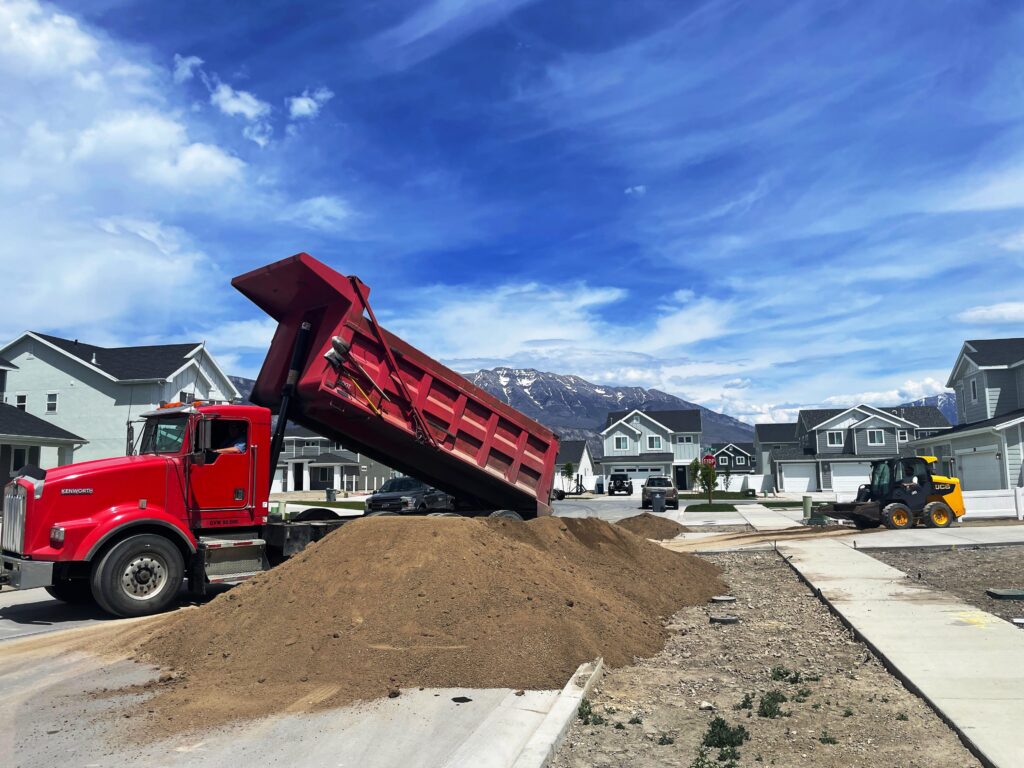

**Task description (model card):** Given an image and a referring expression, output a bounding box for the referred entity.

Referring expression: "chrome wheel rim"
[120,553,168,601]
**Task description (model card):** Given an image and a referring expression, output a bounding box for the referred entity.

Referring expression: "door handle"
[234,488,245,501]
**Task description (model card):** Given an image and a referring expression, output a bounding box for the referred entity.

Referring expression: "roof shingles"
[0,404,83,442]
[604,409,702,432]
[33,332,199,381]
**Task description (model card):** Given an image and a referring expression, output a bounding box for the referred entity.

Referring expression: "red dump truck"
[0,253,559,617]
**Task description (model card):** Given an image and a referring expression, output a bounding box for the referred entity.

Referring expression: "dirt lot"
[552,552,980,768]
[872,546,1024,624]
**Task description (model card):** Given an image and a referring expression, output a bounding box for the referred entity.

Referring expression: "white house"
[553,439,597,492]
[915,338,1024,491]
[599,409,702,489]
[0,332,241,463]
[272,424,401,494]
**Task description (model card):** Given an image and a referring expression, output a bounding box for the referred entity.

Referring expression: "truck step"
[199,537,269,580]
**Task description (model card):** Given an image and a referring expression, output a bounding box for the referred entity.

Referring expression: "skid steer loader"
[820,455,965,530]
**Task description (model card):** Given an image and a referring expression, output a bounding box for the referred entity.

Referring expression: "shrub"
[819,729,838,745]
[758,690,788,719]
[702,717,750,749]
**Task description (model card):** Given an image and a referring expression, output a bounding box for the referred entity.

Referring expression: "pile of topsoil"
[616,512,689,540]
[111,516,723,733]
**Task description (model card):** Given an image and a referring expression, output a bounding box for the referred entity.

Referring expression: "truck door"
[189,418,256,527]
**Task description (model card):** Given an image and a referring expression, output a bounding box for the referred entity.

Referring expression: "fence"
[962,488,1024,520]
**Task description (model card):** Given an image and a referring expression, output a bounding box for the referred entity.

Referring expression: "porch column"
[333,465,342,491]
[302,461,310,491]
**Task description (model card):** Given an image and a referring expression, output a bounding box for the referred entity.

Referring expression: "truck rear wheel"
[90,534,184,618]
[923,502,953,528]
[489,509,524,521]
[882,503,913,530]
[45,579,95,605]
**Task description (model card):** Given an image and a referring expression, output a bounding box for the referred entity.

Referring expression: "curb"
[510,658,604,768]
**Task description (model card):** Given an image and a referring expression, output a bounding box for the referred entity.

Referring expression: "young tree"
[722,466,733,492]
[690,458,718,505]
[561,461,575,492]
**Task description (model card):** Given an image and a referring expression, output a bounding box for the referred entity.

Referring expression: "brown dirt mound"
[105,516,722,734]
[616,512,689,539]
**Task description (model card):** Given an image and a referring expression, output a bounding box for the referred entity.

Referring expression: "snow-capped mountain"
[900,392,958,425]
[229,375,256,404]
[467,367,754,450]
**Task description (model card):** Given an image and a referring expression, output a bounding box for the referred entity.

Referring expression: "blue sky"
[2,0,1023,423]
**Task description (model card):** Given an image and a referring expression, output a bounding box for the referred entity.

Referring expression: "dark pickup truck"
[365,477,454,514]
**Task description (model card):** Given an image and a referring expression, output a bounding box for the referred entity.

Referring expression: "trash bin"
[325,488,337,502]
[651,490,666,514]
[595,477,604,494]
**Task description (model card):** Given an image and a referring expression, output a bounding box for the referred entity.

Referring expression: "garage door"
[781,463,818,492]
[958,451,1002,491]
[831,462,871,496]
[608,466,668,485]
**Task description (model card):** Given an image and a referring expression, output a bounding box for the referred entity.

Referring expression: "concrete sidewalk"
[781,539,1024,768]
[736,504,803,531]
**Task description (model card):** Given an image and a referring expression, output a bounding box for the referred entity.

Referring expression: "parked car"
[641,476,679,509]
[365,477,453,514]
[607,473,634,496]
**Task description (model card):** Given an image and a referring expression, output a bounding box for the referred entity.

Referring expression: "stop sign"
[702,454,716,467]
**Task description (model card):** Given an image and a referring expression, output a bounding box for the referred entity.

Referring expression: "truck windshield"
[870,461,892,498]
[379,477,423,493]
[139,416,189,455]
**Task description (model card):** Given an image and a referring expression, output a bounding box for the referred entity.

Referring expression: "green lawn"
[683,503,736,512]
[678,492,752,500]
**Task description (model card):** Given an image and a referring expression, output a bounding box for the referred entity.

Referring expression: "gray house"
[272,424,400,494]
[753,422,799,473]
[709,442,756,474]
[915,338,1024,490]
[600,409,702,489]
[771,404,951,495]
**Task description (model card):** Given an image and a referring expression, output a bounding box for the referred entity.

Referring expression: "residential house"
[0,332,240,462]
[710,442,756,475]
[272,425,400,494]
[0,353,85,485]
[771,404,951,496]
[600,409,702,489]
[914,338,1024,490]
[753,422,799,475]
[553,439,597,491]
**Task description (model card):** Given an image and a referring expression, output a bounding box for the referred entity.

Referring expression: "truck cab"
[1,402,272,617]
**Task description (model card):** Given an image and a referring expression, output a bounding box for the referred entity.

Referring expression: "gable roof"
[914,406,1024,441]
[711,442,754,456]
[555,440,588,465]
[754,422,798,443]
[0,403,84,443]
[604,408,702,433]
[799,404,949,431]
[29,332,201,381]
[0,355,16,370]
[964,338,1024,367]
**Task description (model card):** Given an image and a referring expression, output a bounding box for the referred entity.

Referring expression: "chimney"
[91,353,99,366]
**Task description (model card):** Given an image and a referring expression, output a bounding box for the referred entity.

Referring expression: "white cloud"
[209,81,271,121]
[956,302,1024,324]
[0,0,98,74]
[281,195,354,230]
[173,53,203,83]
[287,86,334,120]
[195,318,279,352]
[624,185,647,196]
[819,378,949,408]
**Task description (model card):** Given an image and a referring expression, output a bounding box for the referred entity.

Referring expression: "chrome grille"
[2,483,26,555]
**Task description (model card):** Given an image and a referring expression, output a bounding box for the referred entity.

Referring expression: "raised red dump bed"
[232,253,559,516]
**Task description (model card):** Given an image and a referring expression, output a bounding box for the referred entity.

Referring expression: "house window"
[826,431,844,447]
[46,393,58,413]
[676,435,693,443]
[334,441,344,451]
[736,456,746,466]
[15,394,26,411]
[647,436,662,450]
[719,456,729,466]
[867,429,885,446]
[897,429,908,442]
[304,440,318,448]
[970,378,978,402]
[614,436,629,451]
[318,467,332,482]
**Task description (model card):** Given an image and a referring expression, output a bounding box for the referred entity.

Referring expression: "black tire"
[853,518,881,530]
[553,489,566,501]
[607,490,614,496]
[489,509,524,521]
[671,502,680,510]
[641,500,650,509]
[45,579,95,605]
[427,511,462,517]
[881,503,913,530]
[90,534,184,618]
[365,510,399,517]
[923,501,954,528]
[291,507,342,522]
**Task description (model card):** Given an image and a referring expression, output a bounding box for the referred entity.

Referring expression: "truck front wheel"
[90,534,184,617]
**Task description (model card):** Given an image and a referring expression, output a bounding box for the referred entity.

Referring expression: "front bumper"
[0,553,54,589]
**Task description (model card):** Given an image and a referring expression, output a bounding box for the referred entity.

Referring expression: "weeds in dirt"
[896,712,909,721]
[628,714,643,725]
[769,665,791,681]
[757,690,789,719]
[578,698,606,725]
[734,692,754,710]
[614,722,626,730]
[605,706,617,714]
[702,716,750,748]
[657,734,675,746]
[787,670,803,684]
[793,688,812,703]
[811,703,821,710]
[842,707,854,717]
[688,748,715,768]
[819,729,838,745]
[805,673,821,682]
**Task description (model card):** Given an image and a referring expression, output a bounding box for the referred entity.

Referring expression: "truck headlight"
[401,496,416,509]
[50,526,65,548]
